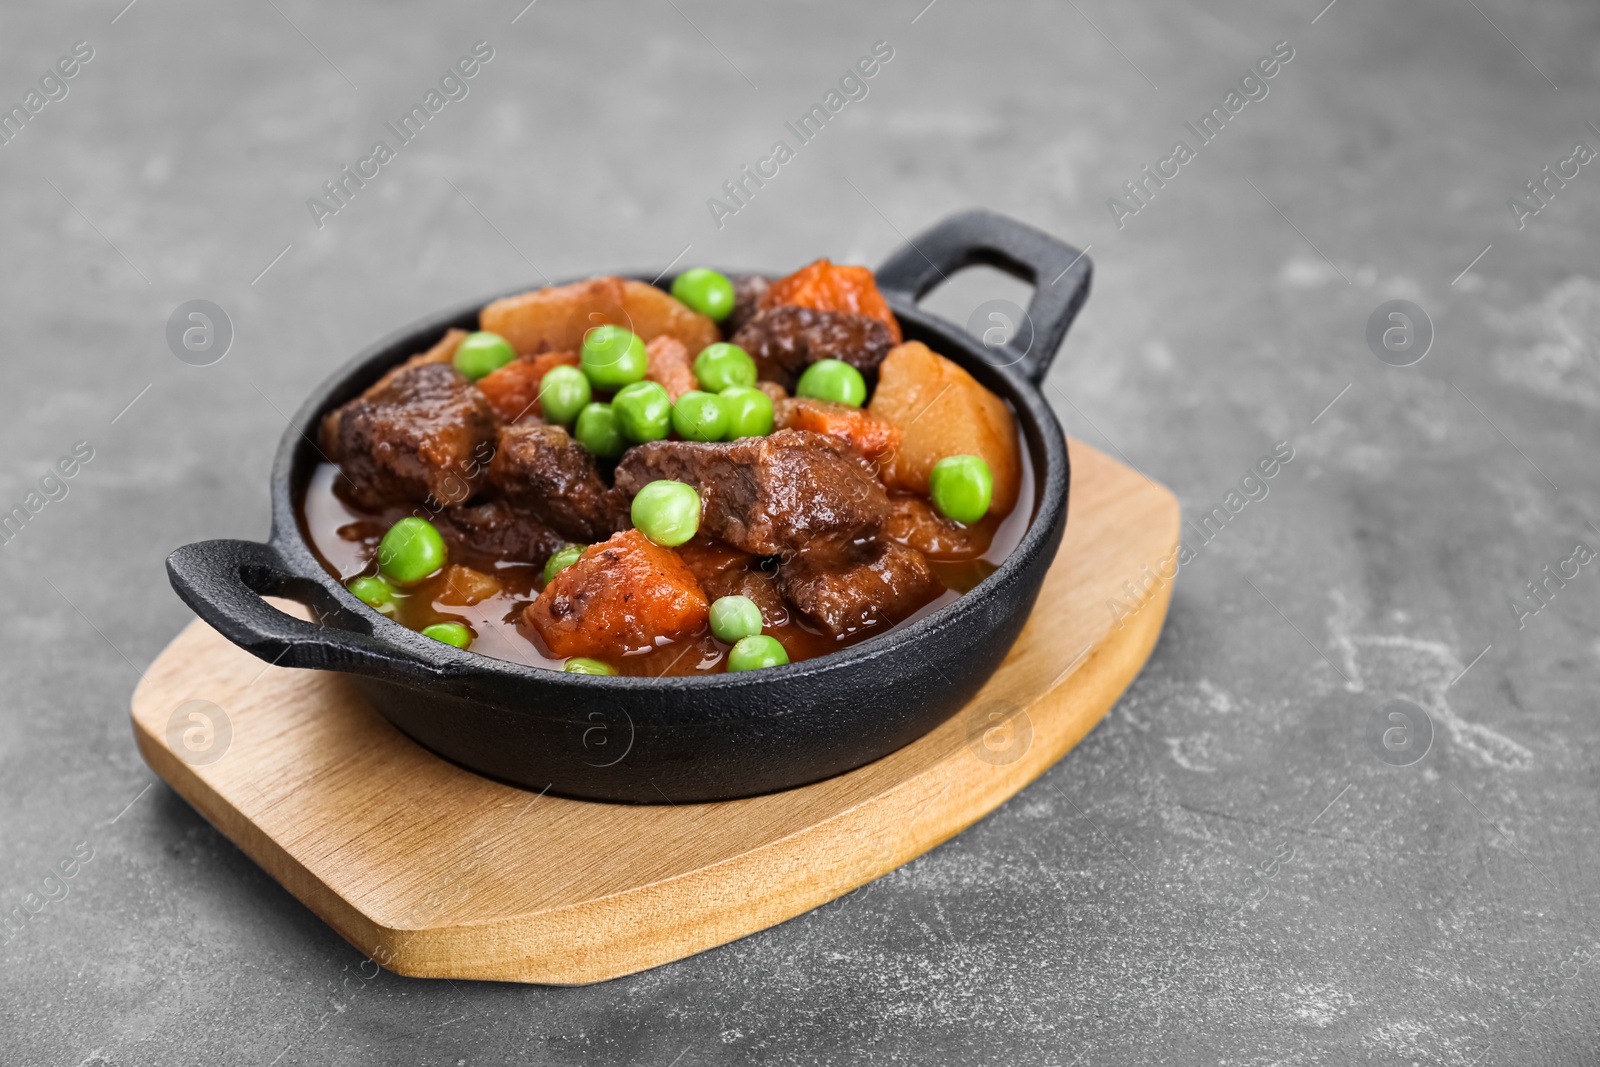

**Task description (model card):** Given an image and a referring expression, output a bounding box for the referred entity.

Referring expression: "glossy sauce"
[299,444,1035,676]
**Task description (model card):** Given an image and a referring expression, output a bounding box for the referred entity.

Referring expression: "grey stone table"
[3,0,1597,1063]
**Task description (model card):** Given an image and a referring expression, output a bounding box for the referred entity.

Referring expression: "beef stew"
[301,259,1033,678]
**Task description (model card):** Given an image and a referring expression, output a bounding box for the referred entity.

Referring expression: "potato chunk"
[435,564,501,606]
[620,280,720,354]
[524,529,709,658]
[480,277,717,357]
[867,341,1021,515]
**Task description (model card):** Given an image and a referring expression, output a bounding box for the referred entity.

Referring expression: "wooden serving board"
[131,440,1178,985]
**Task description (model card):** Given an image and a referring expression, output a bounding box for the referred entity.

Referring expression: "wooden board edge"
[129,712,394,964]
[368,536,1177,984]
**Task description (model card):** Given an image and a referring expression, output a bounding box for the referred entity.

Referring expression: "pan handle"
[166,538,442,684]
[874,209,1092,385]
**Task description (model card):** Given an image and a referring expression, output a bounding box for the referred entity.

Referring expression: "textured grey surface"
[2,0,1599,1063]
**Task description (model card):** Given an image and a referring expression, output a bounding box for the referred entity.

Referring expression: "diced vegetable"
[525,529,710,658]
[479,277,719,357]
[929,455,994,524]
[727,634,789,671]
[574,402,626,458]
[671,268,737,322]
[564,657,617,675]
[347,575,398,614]
[709,595,763,642]
[620,279,720,353]
[543,543,586,585]
[418,328,468,366]
[421,621,473,648]
[580,325,648,390]
[868,341,1021,515]
[476,351,577,423]
[378,517,447,585]
[538,364,591,425]
[693,342,757,393]
[453,331,517,381]
[613,381,672,442]
[645,335,698,401]
[796,359,866,408]
[481,276,628,356]
[630,479,701,547]
[775,397,901,462]
[716,386,774,439]
[435,564,501,606]
[762,258,902,342]
[671,391,730,442]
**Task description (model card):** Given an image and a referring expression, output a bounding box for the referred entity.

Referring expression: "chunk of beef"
[675,538,789,626]
[704,566,789,628]
[729,306,896,389]
[613,430,890,559]
[886,494,995,560]
[778,541,943,639]
[436,499,565,565]
[675,537,755,586]
[524,529,709,658]
[487,424,626,543]
[724,273,771,336]
[322,362,497,510]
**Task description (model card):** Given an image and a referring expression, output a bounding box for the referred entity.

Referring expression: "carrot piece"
[475,351,578,423]
[645,335,698,401]
[524,529,709,658]
[762,259,902,342]
[775,396,902,463]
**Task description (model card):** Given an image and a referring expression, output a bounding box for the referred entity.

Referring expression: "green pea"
[580,324,648,390]
[717,386,774,439]
[574,402,626,458]
[693,342,757,393]
[796,359,867,408]
[563,657,617,675]
[539,364,591,425]
[630,479,700,547]
[421,621,472,649]
[727,634,789,672]
[929,454,994,524]
[377,516,447,585]
[453,331,517,381]
[613,380,672,442]
[543,543,586,586]
[347,575,398,615]
[709,595,763,643]
[671,268,737,322]
[671,390,730,442]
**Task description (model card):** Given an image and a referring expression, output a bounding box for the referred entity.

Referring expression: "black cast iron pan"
[165,210,1092,803]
